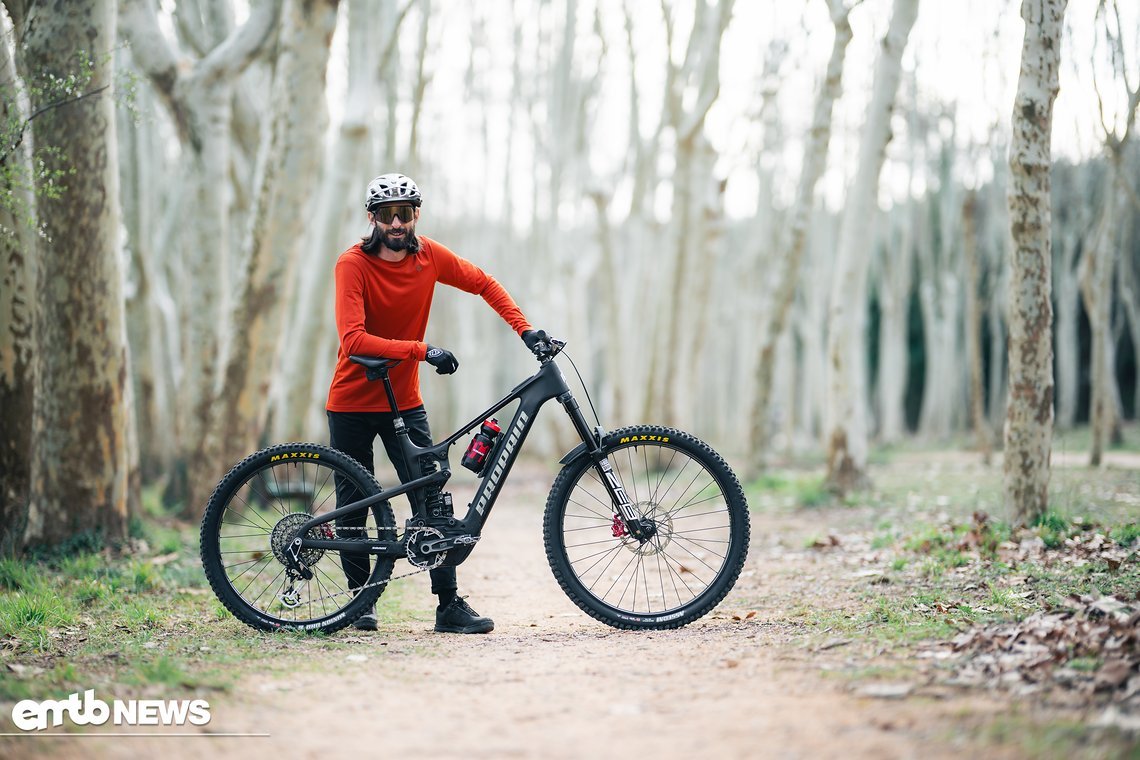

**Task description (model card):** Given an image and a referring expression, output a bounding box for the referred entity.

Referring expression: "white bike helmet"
[365,173,422,210]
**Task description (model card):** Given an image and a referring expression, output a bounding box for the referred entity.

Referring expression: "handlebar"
[530,336,566,362]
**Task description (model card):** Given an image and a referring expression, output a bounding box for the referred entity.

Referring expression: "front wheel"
[543,425,750,629]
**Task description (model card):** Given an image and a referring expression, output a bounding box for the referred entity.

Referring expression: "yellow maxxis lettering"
[618,435,669,444]
[269,452,322,462]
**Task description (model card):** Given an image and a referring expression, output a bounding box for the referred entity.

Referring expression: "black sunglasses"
[373,204,416,224]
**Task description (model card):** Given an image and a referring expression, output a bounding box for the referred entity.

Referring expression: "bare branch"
[0,84,108,165]
[376,0,418,79]
[195,0,281,88]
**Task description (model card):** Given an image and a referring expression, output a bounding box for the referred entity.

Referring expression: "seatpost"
[379,369,406,432]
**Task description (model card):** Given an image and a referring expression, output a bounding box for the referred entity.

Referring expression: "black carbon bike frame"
[291,347,641,561]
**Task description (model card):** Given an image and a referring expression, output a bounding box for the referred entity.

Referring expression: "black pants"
[328,407,456,596]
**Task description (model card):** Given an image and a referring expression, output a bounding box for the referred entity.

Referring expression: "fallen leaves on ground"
[919,593,1140,713]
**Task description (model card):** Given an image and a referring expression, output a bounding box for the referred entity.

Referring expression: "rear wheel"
[200,443,395,632]
[543,425,749,629]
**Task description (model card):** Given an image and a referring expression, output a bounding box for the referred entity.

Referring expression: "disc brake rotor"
[621,501,674,556]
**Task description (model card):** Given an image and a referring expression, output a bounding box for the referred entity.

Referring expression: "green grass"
[0,517,426,703]
[748,472,832,509]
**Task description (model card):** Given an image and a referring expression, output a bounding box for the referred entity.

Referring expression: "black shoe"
[434,596,494,634]
[352,605,378,631]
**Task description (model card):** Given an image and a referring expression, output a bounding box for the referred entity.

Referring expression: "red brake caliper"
[611,514,627,538]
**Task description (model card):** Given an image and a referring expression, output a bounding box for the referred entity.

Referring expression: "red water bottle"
[461,419,501,473]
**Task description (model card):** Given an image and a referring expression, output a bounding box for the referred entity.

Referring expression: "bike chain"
[279,525,431,609]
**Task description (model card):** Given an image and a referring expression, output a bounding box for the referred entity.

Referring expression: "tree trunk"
[119,0,280,513]
[1004,0,1066,525]
[0,8,35,554]
[1080,183,1117,466]
[220,0,339,463]
[749,0,853,474]
[877,204,915,444]
[962,192,992,462]
[824,0,919,494]
[21,0,131,547]
[1053,225,1081,429]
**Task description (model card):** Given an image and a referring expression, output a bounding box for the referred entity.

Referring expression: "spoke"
[579,471,617,511]
[567,497,613,521]
[563,537,624,550]
[665,490,725,519]
[650,447,678,506]
[224,555,273,585]
[671,533,729,558]
[616,552,640,610]
[252,565,289,609]
[586,542,631,597]
[570,542,626,577]
[672,509,732,520]
[624,446,639,506]
[220,515,271,533]
[672,525,731,535]
[661,536,723,576]
[642,552,652,613]
[563,524,612,533]
[603,551,640,603]
[663,469,705,521]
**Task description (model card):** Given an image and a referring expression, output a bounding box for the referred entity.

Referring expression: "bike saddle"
[349,355,401,382]
[348,355,401,371]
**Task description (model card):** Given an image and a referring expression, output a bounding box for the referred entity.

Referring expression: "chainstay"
[295,563,430,607]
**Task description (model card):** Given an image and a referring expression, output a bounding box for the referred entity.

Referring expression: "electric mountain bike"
[199,336,750,632]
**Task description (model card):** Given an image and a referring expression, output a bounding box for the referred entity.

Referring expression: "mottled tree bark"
[1004,0,1066,524]
[0,3,35,554]
[20,0,131,547]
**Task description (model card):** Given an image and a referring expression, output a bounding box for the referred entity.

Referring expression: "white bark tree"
[646,0,735,427]
[824,0,919,494]
[1004,0,1066,524]
[748,0,858,474]
[220,0,340,462]
[119,0,280,512]
[274,0,414,442]
[1083,0,1139,465]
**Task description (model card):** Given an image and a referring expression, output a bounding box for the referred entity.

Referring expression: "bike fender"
[558,441,591,466]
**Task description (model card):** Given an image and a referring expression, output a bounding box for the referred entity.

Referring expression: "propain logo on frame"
[10,689,211,732]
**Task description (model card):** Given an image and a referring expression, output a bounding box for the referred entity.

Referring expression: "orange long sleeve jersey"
[326,237,532,412]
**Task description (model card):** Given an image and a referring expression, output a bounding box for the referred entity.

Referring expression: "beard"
[380,223,419,252]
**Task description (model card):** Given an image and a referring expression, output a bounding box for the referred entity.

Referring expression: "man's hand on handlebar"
[425,345,459,375]
[521,329,549,355]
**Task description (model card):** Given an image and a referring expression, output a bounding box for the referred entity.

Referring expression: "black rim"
[212,459,388,626]
[558,442,734,618]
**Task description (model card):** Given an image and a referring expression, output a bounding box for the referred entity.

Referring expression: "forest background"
[0,0,1137,553]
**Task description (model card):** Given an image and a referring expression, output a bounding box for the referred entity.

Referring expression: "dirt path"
[47,467,1033,759]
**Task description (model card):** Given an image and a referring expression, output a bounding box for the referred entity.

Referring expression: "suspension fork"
[558,391,648,540]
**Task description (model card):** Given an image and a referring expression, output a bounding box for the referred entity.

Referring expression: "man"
[327,173,544,634]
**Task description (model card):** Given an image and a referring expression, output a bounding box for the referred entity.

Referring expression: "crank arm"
[419,534,480,554]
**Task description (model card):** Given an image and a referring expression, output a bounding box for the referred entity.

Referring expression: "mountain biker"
[327,172,547,634]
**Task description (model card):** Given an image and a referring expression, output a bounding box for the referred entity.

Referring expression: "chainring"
[405,525,446,570]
